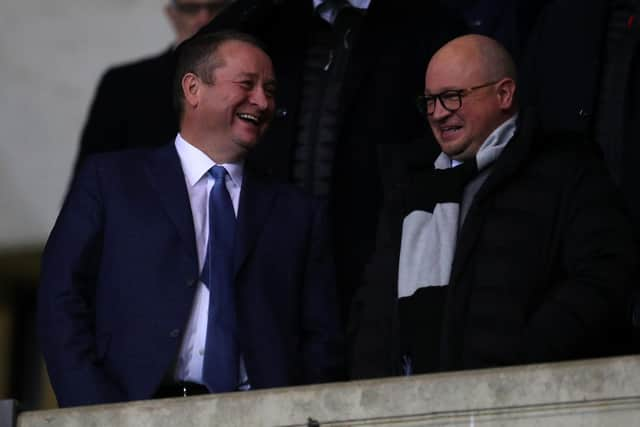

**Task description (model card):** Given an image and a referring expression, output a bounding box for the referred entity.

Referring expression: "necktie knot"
[210,165,228,182]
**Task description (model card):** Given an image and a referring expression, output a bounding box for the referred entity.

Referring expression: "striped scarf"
[398,115,518,298]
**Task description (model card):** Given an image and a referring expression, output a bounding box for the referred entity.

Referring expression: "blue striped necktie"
[200,165,238,393]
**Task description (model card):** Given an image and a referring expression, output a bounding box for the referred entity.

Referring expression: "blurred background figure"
[520,0,640,348]
[166,0,230,44]
[74,0,232,172]
[441,0,550,65]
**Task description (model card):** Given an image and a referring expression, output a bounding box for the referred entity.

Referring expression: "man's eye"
[238,80,254,89]
[264,86,277,98]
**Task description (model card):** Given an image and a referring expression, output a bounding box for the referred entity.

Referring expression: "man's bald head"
[430,34,517,85]
[423,35,518,161]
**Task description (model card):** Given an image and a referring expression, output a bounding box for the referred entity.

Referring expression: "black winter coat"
[350,112,638,378]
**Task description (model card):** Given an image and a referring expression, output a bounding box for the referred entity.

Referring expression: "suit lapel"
[233,168,280,276]
[144,144,198,261]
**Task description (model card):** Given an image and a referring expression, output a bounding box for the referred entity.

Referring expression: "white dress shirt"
[313,0,371,24]
[173,133,247,386]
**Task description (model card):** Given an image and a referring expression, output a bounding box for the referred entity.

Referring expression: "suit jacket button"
[169,329,180,338]
[186,278,197,288]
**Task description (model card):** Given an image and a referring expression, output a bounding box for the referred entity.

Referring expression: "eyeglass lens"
[418,92,462,115]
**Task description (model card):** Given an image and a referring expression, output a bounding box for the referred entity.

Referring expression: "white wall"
[0,0,174,249]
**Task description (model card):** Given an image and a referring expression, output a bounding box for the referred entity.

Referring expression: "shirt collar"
[313,0,371,23]
[313,0,371,8]
[174,133,244,188]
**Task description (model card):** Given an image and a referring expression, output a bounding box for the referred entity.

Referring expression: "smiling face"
[182,39,276,162]
[424,35,517,161]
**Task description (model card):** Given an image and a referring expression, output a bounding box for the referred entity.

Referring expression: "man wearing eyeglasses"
[74,1,232,173]
[354,34,638,377]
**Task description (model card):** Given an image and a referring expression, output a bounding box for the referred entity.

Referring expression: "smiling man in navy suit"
[38,30,343,408]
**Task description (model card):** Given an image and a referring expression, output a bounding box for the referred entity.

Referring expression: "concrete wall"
[0,0,173,249]
[17,356,640,427]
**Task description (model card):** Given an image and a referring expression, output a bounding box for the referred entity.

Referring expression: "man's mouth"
[440,125,462,138]
[236,112,261,125]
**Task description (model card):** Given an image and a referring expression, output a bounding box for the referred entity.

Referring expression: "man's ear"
[182,73,200,109]
[496,77,516,110]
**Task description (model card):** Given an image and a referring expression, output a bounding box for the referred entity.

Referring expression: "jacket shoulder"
[97,49,173,89]
[528,129,606,174]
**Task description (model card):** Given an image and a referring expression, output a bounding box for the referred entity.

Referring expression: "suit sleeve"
[520,150,638,362]
[300,200,345,383]
[38,157,126,407]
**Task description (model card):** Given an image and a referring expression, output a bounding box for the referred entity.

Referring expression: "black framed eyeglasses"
[416,80,500,115]
[172,0,229,15]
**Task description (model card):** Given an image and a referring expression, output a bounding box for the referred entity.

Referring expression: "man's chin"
[232,138,259,152]
[439,138,473,159]
[438,141,459,156]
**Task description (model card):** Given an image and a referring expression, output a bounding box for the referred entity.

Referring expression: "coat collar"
[470,111,536,204]
[449,110,539,286]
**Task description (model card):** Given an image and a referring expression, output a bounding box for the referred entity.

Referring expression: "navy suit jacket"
[38,144,344,407]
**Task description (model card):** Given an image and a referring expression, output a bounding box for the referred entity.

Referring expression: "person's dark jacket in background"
[442,0,550,64]
[75,48,178,172]
[520,0,640,347]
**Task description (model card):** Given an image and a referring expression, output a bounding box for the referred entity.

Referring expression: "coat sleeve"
[299,200,345,384]
[520,149,638,362]
[38,157,126,407]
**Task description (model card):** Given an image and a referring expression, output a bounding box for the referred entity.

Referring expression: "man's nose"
[250,88,270,110]
[431,97,451,120]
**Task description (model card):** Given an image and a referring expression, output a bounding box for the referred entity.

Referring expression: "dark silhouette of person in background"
[74,0,232,172]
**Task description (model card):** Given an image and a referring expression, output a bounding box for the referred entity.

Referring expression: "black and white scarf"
[398,115,518,298]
